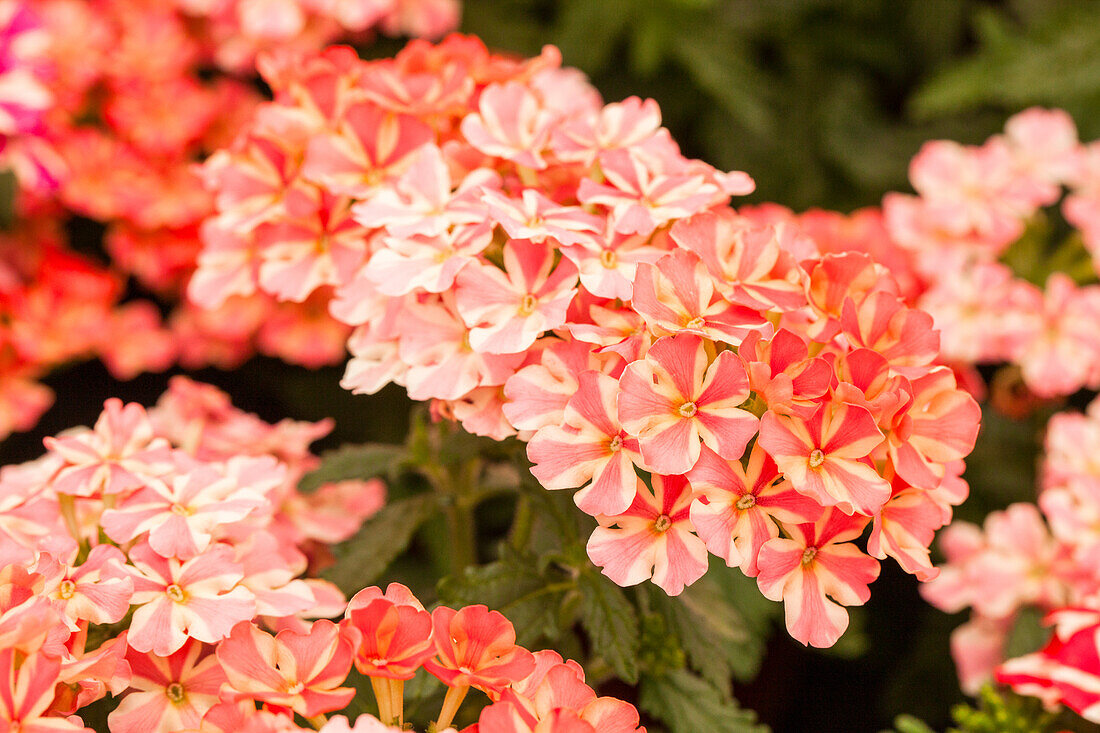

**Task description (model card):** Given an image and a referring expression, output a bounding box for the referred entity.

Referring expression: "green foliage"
[577,570,641,684]
[298,442,407,492]
[1004,606,1050,660]
[948,685,1059,733]
[639,668,768,733]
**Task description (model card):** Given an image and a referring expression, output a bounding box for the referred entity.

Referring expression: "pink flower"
[454,240,578,355]
[756,509,880,647]
[45,399,172,498]
[527,371,641,517]
[108,640,226,733]
[686,444,822,577]
[101,464,265,560]
[739,329,831,416]
[423,605,536,694]
[128,542,256,656]
[551,96,662,165]
[363,222,491,297]
[481,189,602,246]
[218,619,355,718]
[586,473,708,596]
[459,81,555,170]
[0,648,88,733]
[342,583,434,680]
[758,401,890,516]
[503,338,616,433]
[630,249,766,344]
[617,334,757,476]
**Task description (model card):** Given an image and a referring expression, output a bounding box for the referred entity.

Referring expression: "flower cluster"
[199,37,982,648]
[0,1,462,444]
[0,378,386,731]
[922,396,1100,718]
[879,108,1100,399]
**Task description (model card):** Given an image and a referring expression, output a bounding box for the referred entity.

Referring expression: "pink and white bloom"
[617,334,758,475]
[587,473,708,596]
[108,640,226,733]
[459,81,555,170]
[756,509,880,647]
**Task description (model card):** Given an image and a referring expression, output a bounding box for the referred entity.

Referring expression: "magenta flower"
[587,473,708,596]
[40,544,133,628]
[617,334,757,476]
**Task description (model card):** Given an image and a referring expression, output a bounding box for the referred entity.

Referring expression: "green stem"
[370,676,393,725]
[444,498,477,574]
[306,714,328,730]
[435,683,469,730]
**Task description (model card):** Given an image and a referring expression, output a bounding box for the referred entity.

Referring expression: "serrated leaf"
[553,0,633,73]
[639,669,767,733]
[577,571,640,684]
[655,570,764,686]
[299,443,406,492]
[323,493,437,594]
[437,556,573,647]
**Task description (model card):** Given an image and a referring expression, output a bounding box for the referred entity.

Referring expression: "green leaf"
[887,714,937,733]
[0,169,15,230]
[322,493,438,594]
[1004,605,1050,660]
[639,669,767,733]
[298,443,406,492]
[652,570,765,685]
[577,571,641,684]
[437,554,574,647]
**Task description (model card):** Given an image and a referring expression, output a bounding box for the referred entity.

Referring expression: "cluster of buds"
[199,36,982,648]
[0,378,387,730]
[922,396,1100,718]
[0,0,462,444]
[880,108,1100,399]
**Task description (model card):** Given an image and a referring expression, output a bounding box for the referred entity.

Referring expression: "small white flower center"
[808,449,825,468]
[654,514,672,533]
[678,401,698,418]
[735,494,756,511]
[165,584,187,603]
[285,681,305,695]
[801,547,818,565]
[685,316,707,330]
[608,435,623,452]
[58,579,77,599]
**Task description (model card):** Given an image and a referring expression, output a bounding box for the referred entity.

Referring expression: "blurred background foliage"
[14,1,1100,731]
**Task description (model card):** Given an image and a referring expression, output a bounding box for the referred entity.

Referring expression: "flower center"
[170,503,193,516]
[165,584,187,603]
[599,249,617,268]
[654,514,672,533]
[735,494,756,510]
[518,293,539,316]
[678,401,698,418]
[285,681,305,695]
[608,434,623,452]
[58,579,76,599]
[801,547,818,565]
[165,682,186,704]
[685,316,707,330]
[808,449,825,468]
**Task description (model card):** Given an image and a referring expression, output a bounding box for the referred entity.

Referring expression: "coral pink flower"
[0,648,87,733]
[756,509,880,647]
[630,249,766,344]
[454,240,578,355]
[739,329,831,416]
[423,605,536,694]
[503,338,616,433]
[40,544,133,628]
[1017,275,1100,397]
[670,209,805,311]
[342,583,434,680]
[839,290,938,368]
[868,486,945,582]
[128,542,256,656]
[560,223,666,302]
[686,444,823,577]
[319,715,406,733]
[101,464,265,560]
[481,189,602,246]
[363,222,491,297]
[758,401,890,516]
[459,81,555,170]
[551,95,662,165]
[577,147,720,237]
[45,399,172,498]
[527,371,641,516]
[617,334,758,475]
[566,304,650,364]
[217,619,356,717]
[586,473,708,596]
[108,639,226,733]
[302,102,433,198]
